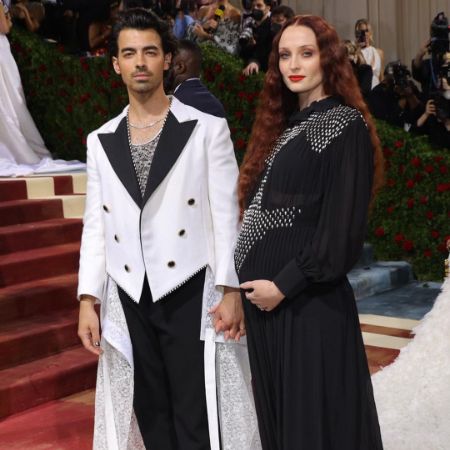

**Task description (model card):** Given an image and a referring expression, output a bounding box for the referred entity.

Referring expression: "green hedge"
[10,28,449,280]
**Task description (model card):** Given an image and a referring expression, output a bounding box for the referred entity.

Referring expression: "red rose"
[235,111,243,119]
[235,138,246,150]
[238,74,246,83]
[426,211,434,220]
[434,155,444,163]
[99,69,110,80]
[394,233,405,243]
[81,136,87,146]
[410,157,421,167]
[437,243,447,253]
[423,249,432,258]
[110,80,121,89]
[431,230,440,239]
[414,172,423,182]
[77,127,83,136]
[383,147,393,158]
[398,164,405,175]
[204,69,214,82]
[374,227,385,237]
[387,179,396,187]
[66,104,73,113]
[38,63,47,73]
[394,140,404,148]
[440,165,448,174]
[218,82,225,90]
[437,183,449,193]
[406,198,414,208]
[420,195,428,204]
[386,206,395,214]
[402,240,414,251]
[406,179,415,189]
[214,63,222,73]
[424,164,434,173]
[79,93,91,104]
[238,91,246,99]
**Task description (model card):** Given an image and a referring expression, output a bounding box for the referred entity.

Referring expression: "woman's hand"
[240,280,285,312]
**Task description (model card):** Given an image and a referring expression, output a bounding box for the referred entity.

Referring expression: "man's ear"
[164,53,172,70]
[112,56,121,75]
[174,60,187,75]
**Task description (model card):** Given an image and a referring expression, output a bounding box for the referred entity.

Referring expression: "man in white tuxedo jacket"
[77,8,247,449]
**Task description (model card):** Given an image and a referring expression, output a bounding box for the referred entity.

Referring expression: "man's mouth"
[288,75,305,82]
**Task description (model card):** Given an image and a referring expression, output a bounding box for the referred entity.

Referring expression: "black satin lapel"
[142,112,197,205]
[98,117,141,207]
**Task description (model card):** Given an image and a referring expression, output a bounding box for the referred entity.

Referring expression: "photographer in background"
[241,2,293,76]
[355,18,384,88]
[344,40,373,98]
[239,0,270,75]
[416,52,450,149]
[412,12,449,98]
[367,61,424,132]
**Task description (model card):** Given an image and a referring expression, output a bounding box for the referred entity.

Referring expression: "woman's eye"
[279,53,290,59]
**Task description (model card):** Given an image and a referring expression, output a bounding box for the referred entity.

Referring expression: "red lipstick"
[288,75,305,82]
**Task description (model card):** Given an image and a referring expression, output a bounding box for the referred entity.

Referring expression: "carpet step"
[0,274,78,322]
[0,218,82,254]
[0,243,80,287]
[0,346,97,419]
[0,309,79,370]
[354,242,375,268]
[0,180,28,201]
[349,261,413,300]
[0,199,63,226]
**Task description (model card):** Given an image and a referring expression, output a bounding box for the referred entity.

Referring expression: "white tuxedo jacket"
[78,97,240,302]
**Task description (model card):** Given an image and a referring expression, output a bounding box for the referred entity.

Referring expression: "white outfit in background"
[372,274,450,450]
[0,1,85,176]
[362,45,381,89]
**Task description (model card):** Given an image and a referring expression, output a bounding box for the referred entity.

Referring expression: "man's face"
[252,0,270,20]
[112,28,171,96]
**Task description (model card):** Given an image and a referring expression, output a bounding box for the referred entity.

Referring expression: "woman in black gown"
[235,15,384,450]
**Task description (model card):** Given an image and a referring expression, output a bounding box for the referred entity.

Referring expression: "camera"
[429,12,450,64]
[430,91,450,122]
[385,62,411,89]
[355,29,367,44]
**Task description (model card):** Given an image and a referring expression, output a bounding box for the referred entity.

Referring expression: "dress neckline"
[288,96,342,125]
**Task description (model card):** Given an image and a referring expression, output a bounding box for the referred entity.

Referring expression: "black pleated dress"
[235,97,384,450]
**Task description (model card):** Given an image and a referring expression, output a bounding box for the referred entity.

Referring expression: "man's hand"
[209,288,245,341]
[242,62,259,77]
[240,280,284,312]
[78,295,102,356]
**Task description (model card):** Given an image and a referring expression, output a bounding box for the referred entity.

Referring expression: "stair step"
[0,309,79,370]
[349,261,413,300]
[0,243,80,287]
[0,274,78,322]
[0,199,63,226]
[0,346,97,419]
[0,218,82,254]
[0,180,28,201]
[354,242,375,268]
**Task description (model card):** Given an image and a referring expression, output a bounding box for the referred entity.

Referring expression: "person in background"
[344,39,372,97]
[236,14,384,449]
[187,0,241,55]
[10,0,44,32]
[172,0,196,38]
[367,61,424,132]
[241,2,294,76]
[168,39,226,117]
[355,18,384,88]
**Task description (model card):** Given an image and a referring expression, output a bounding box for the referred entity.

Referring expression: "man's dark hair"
[178,39,202,69]
[110,7,178,57]
[271,5,294,19]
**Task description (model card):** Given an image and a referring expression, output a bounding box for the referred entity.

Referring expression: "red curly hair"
[238,15,384,212]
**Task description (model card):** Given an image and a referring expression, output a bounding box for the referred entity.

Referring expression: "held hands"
[209,288,245,341]
[78,295,103,356]
[240,280,285,312]
[242,62,260,77]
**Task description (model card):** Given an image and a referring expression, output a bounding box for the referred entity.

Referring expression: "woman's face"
[278,25,325,106]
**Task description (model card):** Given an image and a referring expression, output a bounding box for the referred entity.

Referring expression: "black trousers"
[118,270,210,450]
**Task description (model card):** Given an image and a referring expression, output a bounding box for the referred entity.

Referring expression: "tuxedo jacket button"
[187,198,195,206]
[168,261,176,268]
[124,264,130,272]
[103,205,110,212]
[178,229,186,236]
[114,234,119,242]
